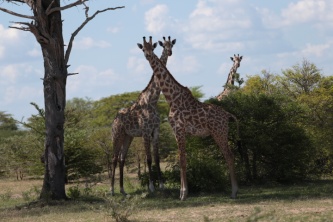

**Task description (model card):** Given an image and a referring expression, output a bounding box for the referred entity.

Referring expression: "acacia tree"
[0,0,124,200]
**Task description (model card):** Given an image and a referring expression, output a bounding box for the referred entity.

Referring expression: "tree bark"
[37,1,68,200]
[1,0,124,201]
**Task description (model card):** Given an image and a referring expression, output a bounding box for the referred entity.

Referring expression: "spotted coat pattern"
[138,36,239,201]
[110,37,176,195]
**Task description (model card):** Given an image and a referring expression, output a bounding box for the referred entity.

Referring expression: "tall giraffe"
[216,54,243,101]
[110,36,176,195]
[138,36,239,200]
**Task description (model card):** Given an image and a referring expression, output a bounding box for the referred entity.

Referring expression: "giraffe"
[110,36,176,195]
[138,36,239,200]
[216,54,243,101]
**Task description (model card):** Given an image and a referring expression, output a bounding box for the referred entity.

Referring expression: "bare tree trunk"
[0,0,124,201]
[38,1,68,200]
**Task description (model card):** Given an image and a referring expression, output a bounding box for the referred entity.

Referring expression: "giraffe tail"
[228,113,244,161]
[228,113,240,140]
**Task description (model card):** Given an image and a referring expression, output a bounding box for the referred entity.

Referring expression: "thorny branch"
[65,6,125,65]
[46,0,89,15]
[0,6,35,19]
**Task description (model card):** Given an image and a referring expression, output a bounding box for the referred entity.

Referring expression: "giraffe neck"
[136,49,170,106]
[226,66,236,85]
[159,48,169,66]
[217,64,240,101]
[148,53,197,108]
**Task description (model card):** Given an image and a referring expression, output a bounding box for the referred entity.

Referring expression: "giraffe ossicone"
[110,36,176,196]
[138,36,239,200]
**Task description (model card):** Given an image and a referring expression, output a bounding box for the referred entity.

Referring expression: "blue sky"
[0,0,332,122]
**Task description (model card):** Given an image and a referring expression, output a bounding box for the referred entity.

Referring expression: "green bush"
[163,136,229,193]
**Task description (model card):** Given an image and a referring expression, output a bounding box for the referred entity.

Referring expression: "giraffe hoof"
[120,189,127,196]
[179,189,188,201]
[110,189,115,196]
[149,182,155,193]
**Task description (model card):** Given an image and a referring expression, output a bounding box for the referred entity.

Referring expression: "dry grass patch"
[1,178,333,221]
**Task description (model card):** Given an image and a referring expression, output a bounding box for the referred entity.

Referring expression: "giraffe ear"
[240,56,243,60]
[172,39,176,45]
[158,41,164,47]
[153,42,158,49]
[230,57,234,61]
[137,43,143,49]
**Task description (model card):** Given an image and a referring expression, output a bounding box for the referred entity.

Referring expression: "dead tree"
[0,0,124,200]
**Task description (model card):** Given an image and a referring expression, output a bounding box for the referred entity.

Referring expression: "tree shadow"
[133,179,333,210]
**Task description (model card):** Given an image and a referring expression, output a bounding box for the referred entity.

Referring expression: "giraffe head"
[137,36,157,60]
[230,54,243,68]
[158,36,176,56]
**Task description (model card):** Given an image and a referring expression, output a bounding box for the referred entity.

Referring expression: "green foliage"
[163,136,229,193]
[213,92,316,182]
[185,136,229,193]
[139,165,164,189]
[280,58,322,96]
[189,85,205,99]
[65,128,103,180]
[0,132,44,178]
[67,185,81,199]
[0,111,18,131]
[92,92,140,127]
[104,195,139,222]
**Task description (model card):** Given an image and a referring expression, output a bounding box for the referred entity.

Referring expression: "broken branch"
[64,6,125,65]
[0,6,35,19]
[46,0,89,15]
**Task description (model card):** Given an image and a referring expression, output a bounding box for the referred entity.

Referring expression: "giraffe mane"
[154,54,193,95]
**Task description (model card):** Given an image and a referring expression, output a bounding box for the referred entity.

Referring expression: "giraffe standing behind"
[216,54,243,101]
[110,36,176,195]
[138,36,239,200]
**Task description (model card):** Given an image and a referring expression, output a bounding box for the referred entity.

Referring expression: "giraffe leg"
[179,146,188,201]
[110,130,125,196]
[143,135,155,193]
[175,131,187,200]
[119,135,133,195]
[212,132,238,199]
[152,127,164,189]
[170,117,188,200]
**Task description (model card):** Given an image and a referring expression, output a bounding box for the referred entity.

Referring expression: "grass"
[1,176,333,222]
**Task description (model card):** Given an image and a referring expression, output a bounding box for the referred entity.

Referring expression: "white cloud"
[0,24,20,42]
[2,86,16,104]
[0,65,18,84]
[183,0,251,52]
[168,55,200,74]
[27,48,41,57]
[145,4,169,34]
[1,85,41,107]
[127,56,148,74]
[107,26,120,33]
[98,69,120,84]
[301,43,331,57]
[18,86,42,100]
[281,0,326,25]
[259,0,333,28]
[74,37,111,49]
[217,61,231,76]
[0,45,4,59]
[67,65,120,95]
[0,25,23,59]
